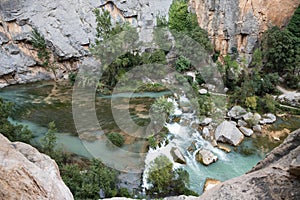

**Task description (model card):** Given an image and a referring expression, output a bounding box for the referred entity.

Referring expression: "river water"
[0,81,299,194]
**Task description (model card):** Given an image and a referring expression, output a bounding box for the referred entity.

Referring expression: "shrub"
[0,98,33,143]
[61,159,118,199]
[147,135,157,149]
[107,132,125,147]
[147,155,197,197]
[245,96,257,110]
[175,56,192,72]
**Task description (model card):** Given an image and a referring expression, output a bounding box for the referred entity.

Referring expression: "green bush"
[0,98,33,143]
[175,56,192,72]
[147,135,157,149]
[245,96,257,110]
[147,155,197,197]
[61,159,118,199]
[107,132,125,147]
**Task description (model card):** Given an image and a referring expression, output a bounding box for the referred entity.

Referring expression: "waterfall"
[141,95,228,193]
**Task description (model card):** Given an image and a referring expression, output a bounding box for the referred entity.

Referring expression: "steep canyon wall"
[190,0,300,62]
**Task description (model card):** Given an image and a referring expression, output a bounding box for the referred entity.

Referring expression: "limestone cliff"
[0,0,172,87]
[0,133,73,200]
[190,0,300,62]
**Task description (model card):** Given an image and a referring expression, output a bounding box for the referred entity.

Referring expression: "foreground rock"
[196,149,218,166]
[215,121,244,146]
[0,134,73,200]
[203,178,221,192]
[290,155,300,177]
[170,147,186,164]
[201,128,300,199]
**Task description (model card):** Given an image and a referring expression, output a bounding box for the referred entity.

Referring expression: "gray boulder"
[239,126,254,137]
[215,121,244,146]
[260,113,276,124]
[200,118,212,126]
[196,149,218,166]
[170,147,186,164]
[227,106,247,119]
[237,119,247,127]
[253,125,262,133]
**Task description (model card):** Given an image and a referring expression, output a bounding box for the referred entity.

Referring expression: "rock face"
[0,134,73,200]
[0,0,173,86]
[201,128,300,199]
[215,120,244,146]
[190,0,299,63]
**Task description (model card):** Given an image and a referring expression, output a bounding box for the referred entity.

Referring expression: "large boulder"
[0,134,73,200]
[227,106,247,119]
[260,113,276,124]
[215,121,244,146]
[170,147,186,164]
[195,149,218,166]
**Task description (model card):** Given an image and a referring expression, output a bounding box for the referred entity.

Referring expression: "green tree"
[41,121,57,156]
[107,132,125,147]
[175,56,192,72]
[168,0,212,52]
[147,155,197,197]
[262,26,300,76]
[0,98,33,143]
[287,6,300,38]
[61,159,119,199]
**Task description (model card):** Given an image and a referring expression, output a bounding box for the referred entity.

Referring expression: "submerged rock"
[170,147,186,164]
[196,149,218,166]
[203,178,221,192]
[217,143,231,153]
[215,121,244,146]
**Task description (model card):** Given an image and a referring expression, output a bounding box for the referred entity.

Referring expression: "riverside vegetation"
[0,1,299,199]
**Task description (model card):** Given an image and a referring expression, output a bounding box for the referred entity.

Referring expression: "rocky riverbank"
[106,128,300,199]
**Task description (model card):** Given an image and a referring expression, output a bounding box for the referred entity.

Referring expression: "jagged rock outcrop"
[0,134,73,200]
[190,0,300,62]
[0,0,172,87]
[200,128,300,199]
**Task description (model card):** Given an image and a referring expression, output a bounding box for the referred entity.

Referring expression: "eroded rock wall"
[0,0,172,87]
[190,0,300,63]
[0,133,73,200]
